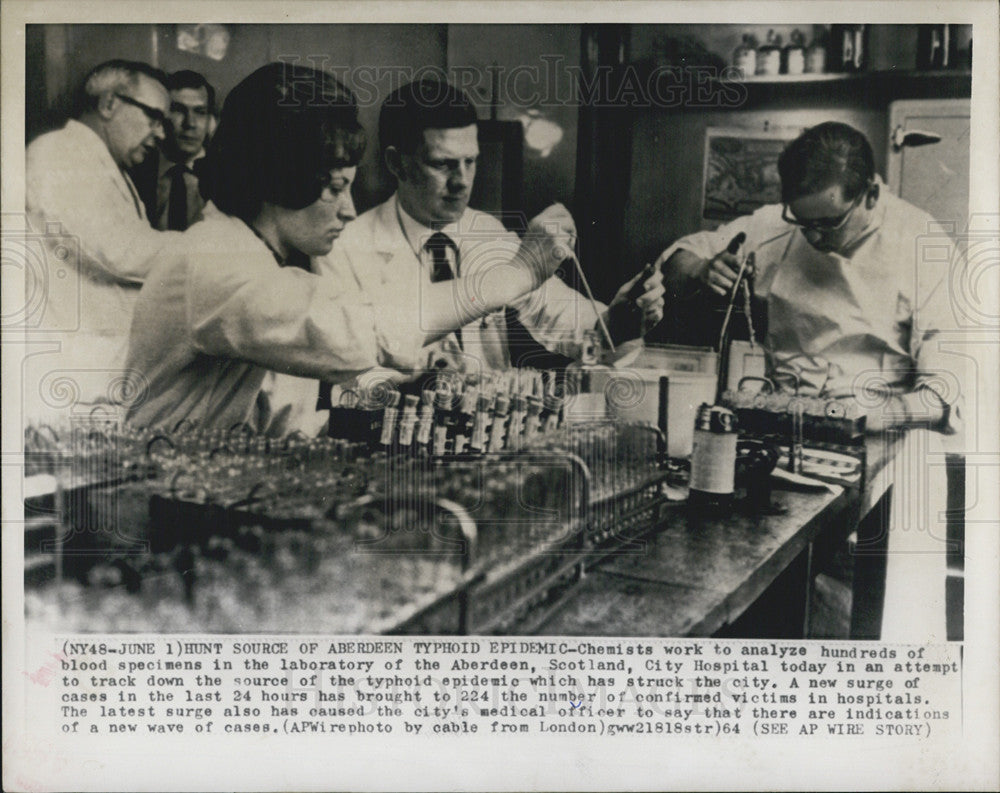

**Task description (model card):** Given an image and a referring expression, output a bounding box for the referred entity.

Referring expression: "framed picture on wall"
[701,126,801,224]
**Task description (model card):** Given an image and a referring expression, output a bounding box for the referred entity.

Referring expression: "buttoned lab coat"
[123,204,425,435]
[24,120,183,420]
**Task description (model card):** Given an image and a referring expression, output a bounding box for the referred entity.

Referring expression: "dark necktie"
[424,231,462,350]
[425,231,458,282]
[167,164,189,231]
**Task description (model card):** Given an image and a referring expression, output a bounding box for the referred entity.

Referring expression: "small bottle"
[804,36,827,73]
[507,393,527,451]
[488,393,510,453]
[469,393,494,454]
[377,391,402,453]
[564,329,613,422]
[830,24,866,72]
[523,396,543,444]
[783,29,806,75]
[688,403,739,512]
[431,385,456,457]
[413,393,435,459]
[756,30,782,76]
[541,391,564,434]
[732,34,757,79]
[452,389,478,455]
[396,394,420,455]
[917,25,950,69]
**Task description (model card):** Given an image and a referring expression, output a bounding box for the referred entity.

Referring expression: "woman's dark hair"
[778,121,875,204]
[198,62,365,222]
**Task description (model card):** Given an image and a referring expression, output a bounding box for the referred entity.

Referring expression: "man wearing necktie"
[321,79,664,395]
[134,70,215,231]
[24,59,183,421]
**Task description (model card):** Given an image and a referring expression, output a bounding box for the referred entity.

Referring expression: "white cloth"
[662,184,962,431]
[24,120,183,419]
[319,196,612,391]
[871,429,950,642]
[123,204,425,435]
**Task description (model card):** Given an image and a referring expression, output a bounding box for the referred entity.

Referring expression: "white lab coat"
[661,183,962,428]
[663,184,964,640]
[24,120,182,420]
[123,204,425,435]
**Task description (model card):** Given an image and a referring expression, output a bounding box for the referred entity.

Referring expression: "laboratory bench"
[21,420,905,638]
[536,433,904,637]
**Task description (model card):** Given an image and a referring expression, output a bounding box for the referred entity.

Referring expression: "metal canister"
[689,403,738,508]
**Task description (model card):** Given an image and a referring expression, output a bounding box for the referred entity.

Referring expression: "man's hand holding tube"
[658,231,750,298]
[604,265,666,343]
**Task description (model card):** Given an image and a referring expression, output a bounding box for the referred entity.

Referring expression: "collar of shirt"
[158,147,206,179]
[395,195,463,261]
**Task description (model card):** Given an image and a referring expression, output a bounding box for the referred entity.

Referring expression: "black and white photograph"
[3,2,998,790]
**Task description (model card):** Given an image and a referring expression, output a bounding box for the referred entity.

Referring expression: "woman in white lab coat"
[123,62,574,434]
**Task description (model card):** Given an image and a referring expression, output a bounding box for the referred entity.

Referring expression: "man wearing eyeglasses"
[659,121,960,435]
[25,59,182,420]
[660,120,965,642]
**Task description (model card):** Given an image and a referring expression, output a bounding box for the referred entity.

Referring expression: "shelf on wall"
[732,69,971,85]
[633,67,974,112]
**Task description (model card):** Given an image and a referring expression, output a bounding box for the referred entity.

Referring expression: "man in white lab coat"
[659,121,964,641]
[321,79,665,398]
[659,121,960,434]
[25,59,181,420]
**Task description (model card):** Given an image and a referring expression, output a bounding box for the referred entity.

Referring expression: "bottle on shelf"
[783,29,806,75]
[830,24,866,72]
[917,24,961,70]
[413,390,435,458]
[804,33,827,74]
[732,33,758,80]
[541,389,564,435]
[756,30,782,77]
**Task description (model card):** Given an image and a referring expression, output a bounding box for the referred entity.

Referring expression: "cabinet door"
[886,98,971,228]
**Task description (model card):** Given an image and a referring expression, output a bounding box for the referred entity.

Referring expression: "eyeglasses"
[782,189,867,233]
[114,93,167,131]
